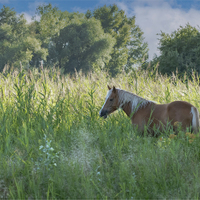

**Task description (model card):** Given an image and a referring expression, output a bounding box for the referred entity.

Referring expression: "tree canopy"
[156,24,200,77]
[0,4,149,76]
[52,19,115,73]
[0,6,47,70]
[86,5,148,75]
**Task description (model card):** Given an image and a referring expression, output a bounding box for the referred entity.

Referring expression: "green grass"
[0,66,200,199]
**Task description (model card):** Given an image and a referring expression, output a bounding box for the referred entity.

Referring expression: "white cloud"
[117,0,200,60]
[72,6,88,13]
[116,1,129,12]
[21,12,33,23]
[19,1,44,23]
[21,12,40,23]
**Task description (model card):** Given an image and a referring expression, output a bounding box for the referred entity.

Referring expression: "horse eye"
[110,98,114,101]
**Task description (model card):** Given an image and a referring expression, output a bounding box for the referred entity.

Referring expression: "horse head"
[99,86,119,118]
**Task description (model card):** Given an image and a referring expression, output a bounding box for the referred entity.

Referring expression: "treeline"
[0,4,148,76]
[0,4,200,77]
[147,24,200,78]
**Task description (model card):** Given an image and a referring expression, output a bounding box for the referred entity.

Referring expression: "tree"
[0,6,47,70]
[34,4,70,45]
[34,3,85,67]
[157,24,200,77]
[52,18,115,73]
[86,4,148,76]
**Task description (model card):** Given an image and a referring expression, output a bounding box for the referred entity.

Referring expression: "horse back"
[131,101,197,133]
[151,101,194,129]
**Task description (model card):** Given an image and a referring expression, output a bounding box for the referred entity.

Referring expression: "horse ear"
[107,85,111,90]
[113,86,116,93]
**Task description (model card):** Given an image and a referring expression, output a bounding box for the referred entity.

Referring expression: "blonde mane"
[117,89,151,113]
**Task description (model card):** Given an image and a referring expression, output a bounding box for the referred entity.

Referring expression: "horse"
[99,86,200,135]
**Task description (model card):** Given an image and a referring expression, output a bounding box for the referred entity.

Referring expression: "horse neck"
[121,102,133,117]
[117,89,150,117]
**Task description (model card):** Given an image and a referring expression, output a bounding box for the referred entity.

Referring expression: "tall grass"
[0,66,200,198]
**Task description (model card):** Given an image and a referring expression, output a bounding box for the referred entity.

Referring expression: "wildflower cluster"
[169,134,177,139]
[35,134,60,171]
[157,137,171,149]
[157,131,200,149]
[174,121,181,127]
[185,132,196,144]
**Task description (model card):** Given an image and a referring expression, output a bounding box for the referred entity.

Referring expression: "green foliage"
[52,18,115,73]
[34,4,90,68]
[86,4,148,76]
[157,24,200,77]
[0,66,200,198]
[2,3,200,79]
[0,6,48,70]
[34,4,83,45]
[0,4,148,75]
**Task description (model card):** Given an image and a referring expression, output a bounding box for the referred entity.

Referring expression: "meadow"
[0,66,200,199]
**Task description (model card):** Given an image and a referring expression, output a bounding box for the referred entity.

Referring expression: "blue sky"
[1,0,200,13]
[1,0,200,59]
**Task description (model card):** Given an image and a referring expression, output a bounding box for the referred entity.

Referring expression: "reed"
[0,66,200,198]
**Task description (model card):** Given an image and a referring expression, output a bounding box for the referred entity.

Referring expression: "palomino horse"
[99,86,199,135]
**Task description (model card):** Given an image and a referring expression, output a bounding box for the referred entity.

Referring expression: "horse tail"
[191,106,199,133]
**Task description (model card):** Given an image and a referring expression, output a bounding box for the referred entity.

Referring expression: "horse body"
[99,86,199,134]
[128,101,197,133]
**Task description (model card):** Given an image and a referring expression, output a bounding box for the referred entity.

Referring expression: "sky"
[1,0,200,60]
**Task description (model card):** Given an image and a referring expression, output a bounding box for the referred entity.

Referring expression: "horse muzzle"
[99,110,108,119]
